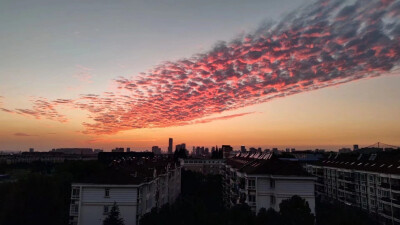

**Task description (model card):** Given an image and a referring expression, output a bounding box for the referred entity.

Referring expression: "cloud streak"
[5,0,400,135]
[190,112,256,125]
[14,133,36,137]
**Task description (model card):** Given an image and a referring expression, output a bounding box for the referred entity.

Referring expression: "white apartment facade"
[69,163,181,225]
[222,152,316,214]
[306,152,400,225]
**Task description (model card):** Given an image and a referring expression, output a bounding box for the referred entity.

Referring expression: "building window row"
[105,188,110,198]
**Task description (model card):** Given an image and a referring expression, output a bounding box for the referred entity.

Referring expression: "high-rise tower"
[168,138,173,154]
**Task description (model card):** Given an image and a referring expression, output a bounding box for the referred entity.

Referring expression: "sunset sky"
[1,0,400,152]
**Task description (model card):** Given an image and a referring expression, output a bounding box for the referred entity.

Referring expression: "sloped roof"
[76,158,179,185]
[227,154,310,176]
[310,151,400,175]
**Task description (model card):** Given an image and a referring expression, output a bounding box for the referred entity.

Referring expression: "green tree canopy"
[103,202,125,225]
[279,195,314,225]
[226,203,255,225]
[256,207,281,225]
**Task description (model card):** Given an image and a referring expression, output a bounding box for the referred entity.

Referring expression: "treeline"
[316,200,378,225]
[140,170,315,225]
[0,161,108,225]
[141,170,378,225]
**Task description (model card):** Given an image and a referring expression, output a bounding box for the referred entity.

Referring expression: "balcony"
[248,201,256,207]
[391,185,400,191]
[381,197,391,204]
[248,185,256,190]
[393,199,400,207]
[394,213,400,221]
[344,177,355,182]
[71,194,80,200]
[69,205,79,216]
[380,209,393,219]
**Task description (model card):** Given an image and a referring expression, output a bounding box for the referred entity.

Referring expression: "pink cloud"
[6,0,400,135]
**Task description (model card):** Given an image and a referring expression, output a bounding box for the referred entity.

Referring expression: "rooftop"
[74,157,179,185]
[310,151,400,175]
[227,152,310,176]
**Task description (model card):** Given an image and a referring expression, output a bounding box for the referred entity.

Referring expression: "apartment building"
[69,158,181,225]
[180,158,226,175]
[306,152,400,225]
[222,152,316,214]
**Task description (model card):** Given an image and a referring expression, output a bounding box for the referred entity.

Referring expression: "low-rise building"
[306,152,400,225]
[222,152,316,214]
[69,158,181,225]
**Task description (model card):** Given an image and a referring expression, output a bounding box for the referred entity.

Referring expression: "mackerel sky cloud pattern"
[7,0,400,135]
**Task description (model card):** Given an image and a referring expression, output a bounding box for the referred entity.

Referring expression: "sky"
[0,0,400,152]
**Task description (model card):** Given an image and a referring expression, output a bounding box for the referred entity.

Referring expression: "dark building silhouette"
[98,152,154,163]
[52,148,93,155]
[112,148,124,153]
[168,138,173,154]
[222,145,233,158]
[152,146,162,155]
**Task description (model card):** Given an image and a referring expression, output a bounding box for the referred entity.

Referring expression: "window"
[270,196,276,205]
[362,197,367,203]
[71,204,79,213]
[360,174,366,181]
[382,190,390,197]
[103,205,109,215]
[369,175,374,183]
[270,179,275,188]
[248,195,256,203]
[362,203,367,209]
[248,179,256,189]
[105,188,110,198]
[72,188,80,197]
[369,187,375,194]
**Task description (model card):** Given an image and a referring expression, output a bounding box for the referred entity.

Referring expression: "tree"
[226,204,255,225]
[315,199,377,225]
[279,195,314,225]
[103,202,125,225]
[256,208,281,225]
